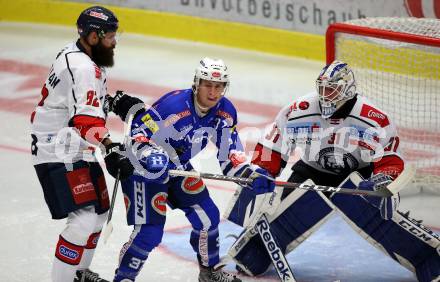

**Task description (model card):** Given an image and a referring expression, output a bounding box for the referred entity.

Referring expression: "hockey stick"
[169,168,415,197]
[102,170,120,244]
[102,114,134,244]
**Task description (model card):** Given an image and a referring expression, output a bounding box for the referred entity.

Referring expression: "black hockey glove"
[104,142,134,180]
[105,90,145,121]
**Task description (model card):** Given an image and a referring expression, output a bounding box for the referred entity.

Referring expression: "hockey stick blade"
[169,170,388,197]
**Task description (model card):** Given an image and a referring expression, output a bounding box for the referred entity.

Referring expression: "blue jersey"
[130,89,250,177]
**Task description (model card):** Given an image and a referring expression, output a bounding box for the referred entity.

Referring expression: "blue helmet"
[76,6,118,38]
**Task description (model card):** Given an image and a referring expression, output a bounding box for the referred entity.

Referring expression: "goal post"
[325,18,440,192]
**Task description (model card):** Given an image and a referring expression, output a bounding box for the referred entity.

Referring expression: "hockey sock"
[52,235,84,282]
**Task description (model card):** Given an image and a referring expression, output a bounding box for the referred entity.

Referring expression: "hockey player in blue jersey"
[105,57,275,282]
[224,61,440,281]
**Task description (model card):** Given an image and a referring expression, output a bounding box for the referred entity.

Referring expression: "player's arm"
[359,121,404,219]
[68,64,133,179]
[251,104,292,177]
[215,111,274,194]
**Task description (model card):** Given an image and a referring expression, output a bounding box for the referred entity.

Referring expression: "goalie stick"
[169,165,415,197]
[102,114,134,244]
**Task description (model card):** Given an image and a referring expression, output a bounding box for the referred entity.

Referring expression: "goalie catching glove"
[359,173,399,220]
[240,167,275,194]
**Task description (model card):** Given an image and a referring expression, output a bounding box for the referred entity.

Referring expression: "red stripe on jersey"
[251,143,284,177]
[85,232,101,249]
[55,236,84,265]
[373,155,404,179]
[71,115,108,144]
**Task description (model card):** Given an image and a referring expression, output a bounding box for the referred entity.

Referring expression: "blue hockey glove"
[359,173,399,220]
[138,145,170,184]
[247,167,275,194]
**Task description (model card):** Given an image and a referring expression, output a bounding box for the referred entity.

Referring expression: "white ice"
[0,22,438,282]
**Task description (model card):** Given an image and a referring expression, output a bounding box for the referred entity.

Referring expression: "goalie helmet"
[192,57,230,96]
[316,60,356,119]
[77,6,119,38]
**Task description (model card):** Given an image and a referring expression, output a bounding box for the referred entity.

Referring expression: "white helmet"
[316,60,356,119]
[192,57,230,96]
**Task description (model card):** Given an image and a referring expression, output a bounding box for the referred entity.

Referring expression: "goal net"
[326,17,440,193]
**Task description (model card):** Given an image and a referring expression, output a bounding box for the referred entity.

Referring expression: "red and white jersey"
[30,41,108,165]
[253,93,404,179]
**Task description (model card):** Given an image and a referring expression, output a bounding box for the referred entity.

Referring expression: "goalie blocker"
[224,173,440,282]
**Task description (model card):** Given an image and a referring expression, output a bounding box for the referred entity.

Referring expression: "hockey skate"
[199,265,242,282]
[74,269,109,282]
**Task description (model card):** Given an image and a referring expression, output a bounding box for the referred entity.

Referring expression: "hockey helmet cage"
[316,60,356,118]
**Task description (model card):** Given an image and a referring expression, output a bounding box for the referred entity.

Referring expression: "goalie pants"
[114,171,220,281]
[233,160,440,282]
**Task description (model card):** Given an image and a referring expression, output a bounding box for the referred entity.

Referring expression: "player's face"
[91,31,117,67]
[196,79,225,109]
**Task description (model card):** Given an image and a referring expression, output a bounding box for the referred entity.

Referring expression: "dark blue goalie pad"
[332,177,440,282]
[227,187,334,276]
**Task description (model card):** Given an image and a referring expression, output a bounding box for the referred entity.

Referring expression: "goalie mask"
[192,57,230,97]
[316,60,356,119]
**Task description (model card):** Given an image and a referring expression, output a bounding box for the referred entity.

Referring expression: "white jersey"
[257,93,403,177]
[31,41,108,165]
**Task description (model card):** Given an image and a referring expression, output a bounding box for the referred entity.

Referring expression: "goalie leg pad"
[230,188,335,276]
[331,182,440,282]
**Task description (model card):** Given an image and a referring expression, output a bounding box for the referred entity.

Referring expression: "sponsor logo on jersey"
[151,192,167,216]
[164,110,191,127]
[181,177,206,194]
[298,101,309,110]
[89,11,109,21]
[360,104,390,127]
[133,134,150,143]
[124,194,131,211]
[256,215,293,281]
[141,114,159,133]
[317,147,359,174]
[286,122,320,134]
[216,110,234,125]
[58,245,80,260]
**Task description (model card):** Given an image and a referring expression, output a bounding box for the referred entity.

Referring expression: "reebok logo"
[256,215,293,281]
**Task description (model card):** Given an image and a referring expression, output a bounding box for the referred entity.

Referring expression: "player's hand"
[104,142,134,180]
[106,90,145,121]
[248,167,275,194]
[139,145,170,184]
[359,173,399,220]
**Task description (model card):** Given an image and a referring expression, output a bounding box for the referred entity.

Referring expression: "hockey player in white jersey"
[30,6,133,282]
[226,61,440,281]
